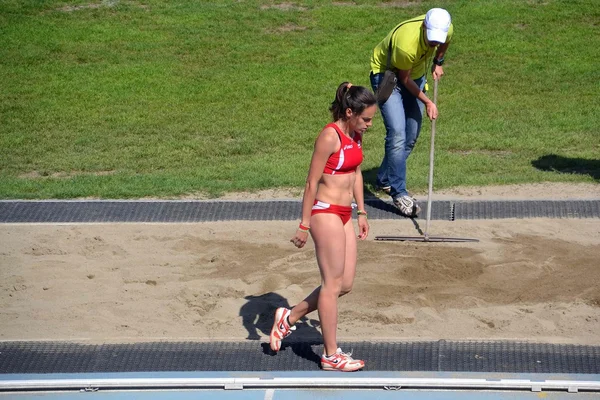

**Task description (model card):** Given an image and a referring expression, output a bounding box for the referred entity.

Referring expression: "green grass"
[1,0,598,199]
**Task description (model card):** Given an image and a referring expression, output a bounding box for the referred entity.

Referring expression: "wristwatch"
[433,57,444,66]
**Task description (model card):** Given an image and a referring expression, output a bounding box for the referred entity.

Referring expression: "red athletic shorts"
[311,200,352,225]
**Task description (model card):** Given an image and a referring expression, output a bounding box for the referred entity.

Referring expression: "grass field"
[1,0,598,199]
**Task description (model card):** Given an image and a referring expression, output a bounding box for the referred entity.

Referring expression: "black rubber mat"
[0,201,304,223]
[454,200,600,220]
[1,341,599,374]
[1,199,599,223]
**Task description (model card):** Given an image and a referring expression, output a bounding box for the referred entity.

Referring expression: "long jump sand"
[0,183,598,345]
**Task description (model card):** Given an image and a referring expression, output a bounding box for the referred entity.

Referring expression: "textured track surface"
[1,199,599,223]
[1,340,600,374]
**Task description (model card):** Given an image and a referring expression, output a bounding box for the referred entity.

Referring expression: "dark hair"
[329,82,377,121]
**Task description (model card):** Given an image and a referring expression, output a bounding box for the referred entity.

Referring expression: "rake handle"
[424,79,439,240]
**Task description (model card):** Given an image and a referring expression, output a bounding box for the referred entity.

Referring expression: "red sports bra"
[322,123,363,175]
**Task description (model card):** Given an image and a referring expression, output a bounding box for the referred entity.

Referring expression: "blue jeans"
[370,72,425,199]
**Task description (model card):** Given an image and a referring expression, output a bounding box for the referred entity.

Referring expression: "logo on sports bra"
[343,144,354,151]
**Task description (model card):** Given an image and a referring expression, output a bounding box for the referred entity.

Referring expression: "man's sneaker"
[393,195,421,217]
[269,307,296,352]
[321,348,364,372]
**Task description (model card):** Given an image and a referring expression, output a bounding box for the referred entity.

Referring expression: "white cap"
[424,8,451,43]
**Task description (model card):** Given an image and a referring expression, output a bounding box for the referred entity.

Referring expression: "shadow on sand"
[240,292,322,366]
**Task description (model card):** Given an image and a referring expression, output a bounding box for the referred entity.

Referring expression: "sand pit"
[1,193,599,345]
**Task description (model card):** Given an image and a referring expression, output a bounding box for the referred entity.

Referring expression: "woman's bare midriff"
[315,172,356,207]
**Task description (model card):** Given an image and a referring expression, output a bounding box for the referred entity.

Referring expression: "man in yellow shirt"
[370,8,453,217]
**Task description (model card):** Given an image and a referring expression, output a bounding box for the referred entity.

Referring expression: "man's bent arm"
[397,69,433,106]
[435,42,450,62]
[397,69,438,120]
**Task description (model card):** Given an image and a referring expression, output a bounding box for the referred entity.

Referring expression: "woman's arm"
[353,165,365,213]
[353,166,369,240]
[291,127,338,248]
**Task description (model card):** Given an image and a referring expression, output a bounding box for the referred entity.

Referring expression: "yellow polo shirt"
[370,15,454,79]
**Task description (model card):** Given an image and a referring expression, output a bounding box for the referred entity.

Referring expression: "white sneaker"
[393,195,421,217]
[321,348,364,372]
[269,307,296,352]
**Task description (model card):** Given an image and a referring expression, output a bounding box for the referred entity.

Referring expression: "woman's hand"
[357,217,369,240]
[290,229,309,248]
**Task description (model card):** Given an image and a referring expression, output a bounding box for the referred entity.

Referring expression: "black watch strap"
[433,57,445,66]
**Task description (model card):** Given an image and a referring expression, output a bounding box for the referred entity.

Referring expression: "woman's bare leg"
[306,213,347,356]
[341,220,357,295]
[289,286,319,325]
[289,220,357,326]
